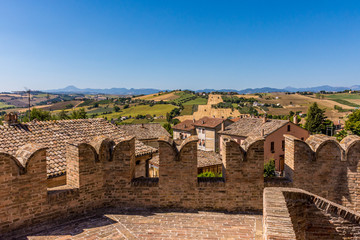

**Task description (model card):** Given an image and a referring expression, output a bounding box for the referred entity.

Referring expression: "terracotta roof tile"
[219,118,289,137]
[193,117,224,128]
[172,120,195,131]
[0,118,156,178]
[117,123,170,140]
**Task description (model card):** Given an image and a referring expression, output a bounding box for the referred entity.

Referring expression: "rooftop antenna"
[24,87,31,115]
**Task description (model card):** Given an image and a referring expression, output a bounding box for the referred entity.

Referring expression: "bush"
[264,159,276,177]
[65,104,74,109]
[198,171,222,177]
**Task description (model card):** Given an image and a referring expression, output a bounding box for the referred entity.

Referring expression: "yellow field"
[261,93,355,110]
[260,93,353,125]
[134,91,180,101]
[236,94,259,99]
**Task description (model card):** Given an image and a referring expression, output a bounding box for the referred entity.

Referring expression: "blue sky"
[1,0,360,91]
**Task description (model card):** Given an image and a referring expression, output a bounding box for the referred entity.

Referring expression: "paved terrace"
[25,210,262,240]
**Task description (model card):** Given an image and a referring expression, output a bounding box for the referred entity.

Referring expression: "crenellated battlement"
[284,134,360,213]
[0,134,265,235]
[2,133,360,236]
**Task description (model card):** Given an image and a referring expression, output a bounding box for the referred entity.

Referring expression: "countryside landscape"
[2,1,360,239]
[1,86,359,131]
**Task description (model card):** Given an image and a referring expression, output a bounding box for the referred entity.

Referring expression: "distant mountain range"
[46,85,360,95]
[47,85,162,95]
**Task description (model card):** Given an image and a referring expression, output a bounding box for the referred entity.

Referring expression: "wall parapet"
[264,187,360,240]
[1,134,265,235]
[284,134,360,213]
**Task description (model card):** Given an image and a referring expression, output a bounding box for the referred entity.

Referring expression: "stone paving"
[26,210,262,240]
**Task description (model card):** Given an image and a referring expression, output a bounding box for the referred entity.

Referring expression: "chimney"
[293,115,298,124]
[261,129,265,137]
[193,118,195,123]
[221,122,225,131]
[141,123,144,128]
[4,112,18,126]
[263,114,267,123]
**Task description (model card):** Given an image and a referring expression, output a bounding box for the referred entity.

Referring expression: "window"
[287,125,291,132]
[282,140,285,151]
[271,142,275,153]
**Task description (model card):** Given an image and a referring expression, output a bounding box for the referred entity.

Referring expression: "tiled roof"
[193,117,224,128]
[172,120,195,131]
[197,150,222,168]
[0,118,156,178]
[135,141,157,156]
[117,123,170,140]
[149,150,222,168]
[219,118,289,137]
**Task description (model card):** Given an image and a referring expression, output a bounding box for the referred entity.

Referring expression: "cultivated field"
[326,93,360,106]
[260,93,355,112]
[258,93,354,125]
[98,104,178,120]
[134,91,180,101]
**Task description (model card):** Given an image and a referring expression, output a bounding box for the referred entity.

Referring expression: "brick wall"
[0,134,266,235]
[284,134,360,213]
[0,144,47,233]
[263,187,360,240]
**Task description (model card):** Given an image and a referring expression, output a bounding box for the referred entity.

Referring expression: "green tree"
[334,129,348,141]
[264,159,276,177]
[65,104,74,109]
[345,109,360,135]
[163,122,173,136]
[28,108,53,121]
[172,118,180,125]
[70,108,87,119]
[304,102,326,133]
[114,106,120,112]
[57,110,69,120]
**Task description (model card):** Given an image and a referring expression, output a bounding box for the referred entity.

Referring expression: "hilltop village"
[1,90,360,239]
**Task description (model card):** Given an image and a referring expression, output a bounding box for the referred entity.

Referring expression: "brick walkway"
[27,210,262,240]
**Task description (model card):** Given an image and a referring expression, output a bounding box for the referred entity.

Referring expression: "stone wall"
[284,134,360,213]
[0,135,265,235]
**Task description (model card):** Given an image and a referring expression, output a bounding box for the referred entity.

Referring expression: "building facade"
[219,117,309,172]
